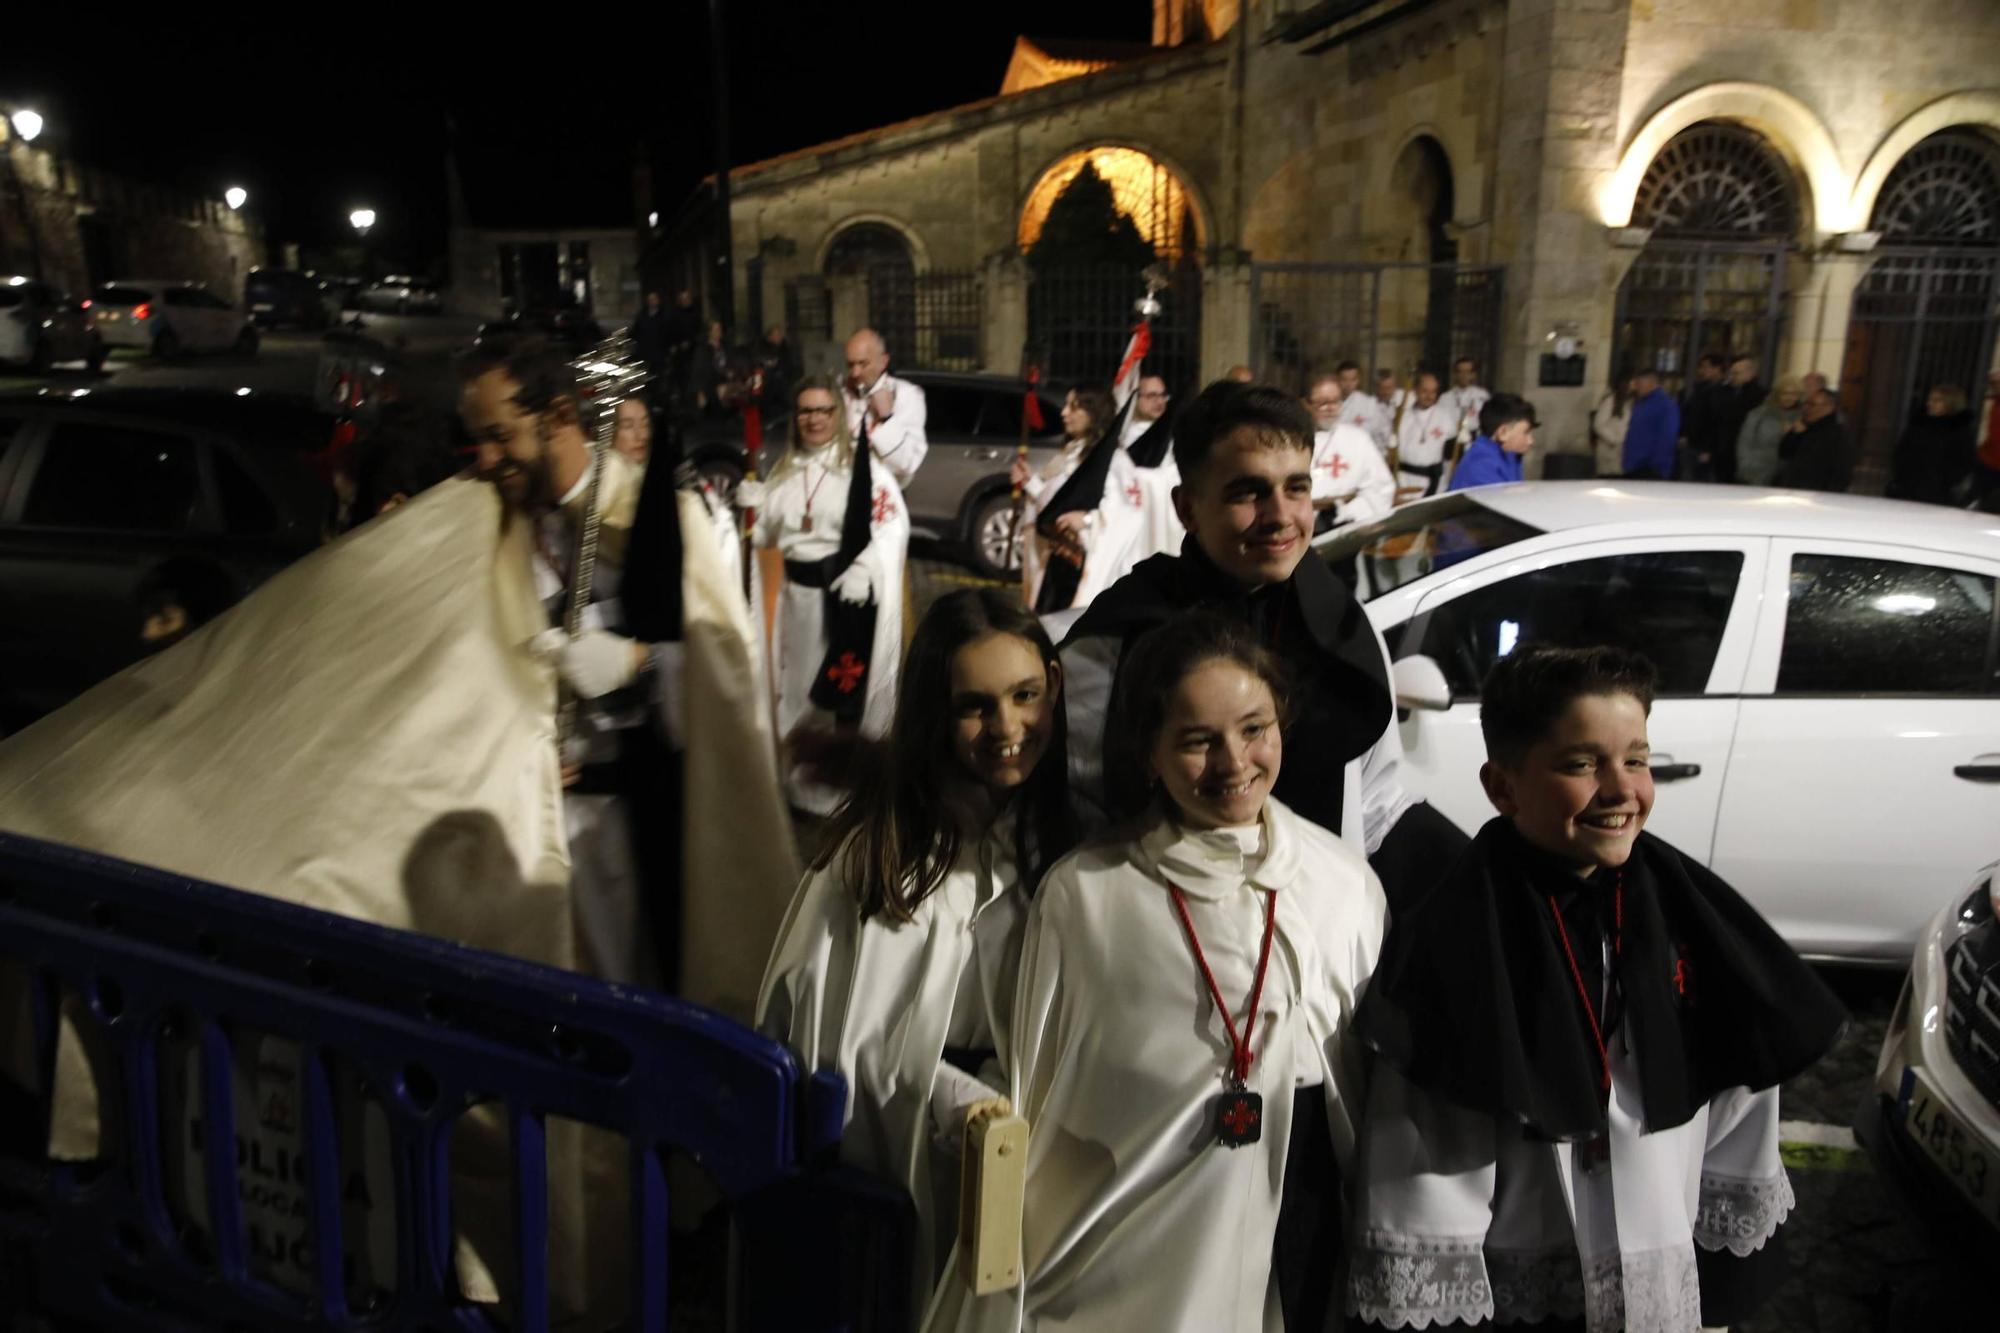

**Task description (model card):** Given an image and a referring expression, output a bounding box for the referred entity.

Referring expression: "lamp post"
[348,209,376,325]
[4,107,47,281]
[225,186,247,212]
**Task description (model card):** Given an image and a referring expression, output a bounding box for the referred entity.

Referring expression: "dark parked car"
[0,279,104,373]
[683,370,1067,577]
[0,388,338,730]
[244,268,334,330]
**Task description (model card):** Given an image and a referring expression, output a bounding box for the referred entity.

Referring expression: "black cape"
[1032,426,1122,614]
[1357,817,1847,1141]
[807,441,879,723]
[1126,416,1174,469]
[1065,541,1393,834]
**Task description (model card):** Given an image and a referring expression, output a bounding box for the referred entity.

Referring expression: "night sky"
[0,3,1152,271]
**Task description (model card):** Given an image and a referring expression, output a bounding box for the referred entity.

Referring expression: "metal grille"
[1945,928,2000,1110]
[1028,261,1203,392]
[1842,248,2000,491]
[784,275,832,349]
[1249,262,1505,395]
[904,268,983,371]
[1873,130,2000,246]
[1613,240,1788,383]
[1633,121,1797,239]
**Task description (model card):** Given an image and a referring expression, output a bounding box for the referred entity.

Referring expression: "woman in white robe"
[742,375,909,813]
[930,612,1386,1333]
[1012,387,1133,612]
[759,589,1078,1325]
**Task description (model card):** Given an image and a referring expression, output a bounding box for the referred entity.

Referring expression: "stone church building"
[687,0,2000,486]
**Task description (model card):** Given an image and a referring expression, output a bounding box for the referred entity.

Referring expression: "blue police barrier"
[0,832,912,1331]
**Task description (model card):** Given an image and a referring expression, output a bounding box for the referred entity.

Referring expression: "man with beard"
[1062,379,1467,901]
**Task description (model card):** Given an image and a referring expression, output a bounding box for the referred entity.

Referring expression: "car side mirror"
[1392,654,1452,713]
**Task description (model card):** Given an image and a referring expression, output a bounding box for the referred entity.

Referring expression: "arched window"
[1018,147,1204,263]
[1632,121,1797,239]
[1870,130,2000,245]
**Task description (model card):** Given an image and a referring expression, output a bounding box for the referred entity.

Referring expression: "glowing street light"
[225,186,247,211]
[8,109,43,143]
[350,208,376,236]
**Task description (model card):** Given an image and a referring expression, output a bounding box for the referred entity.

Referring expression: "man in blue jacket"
[1447,393,1537,491]
[1623,369,1680,478]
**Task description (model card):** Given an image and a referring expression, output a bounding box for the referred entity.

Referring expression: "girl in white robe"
[742,375,910,814]
[759,589,1079,1326]
[929,612,1387,1333]
[1013,387,1135,613]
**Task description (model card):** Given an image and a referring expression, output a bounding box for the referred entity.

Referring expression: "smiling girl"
[929,612,1385,1333]
[758,589,1077,1320]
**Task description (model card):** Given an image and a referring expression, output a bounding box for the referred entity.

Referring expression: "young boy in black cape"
[1347,644,1846,1333]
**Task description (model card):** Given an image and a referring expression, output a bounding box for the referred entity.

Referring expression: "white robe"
[1338,391,1394,453]
[845,372,930,488]
[926,798,1387,1333]
[753,445,909,813]
[1348,1017,1792,1332]
[1447,384,1491,443]
[1312,424,1396,529]
[1017,439,1085,610]
[1393,401,1456,471]
[758,820,1028,1319]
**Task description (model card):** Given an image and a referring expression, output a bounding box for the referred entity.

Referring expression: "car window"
[0,414,23,467]
[1318,493,1544,601]
[93,286,151,306]
[21,424,203,533]
[1403,549,1745,697]
[164,288,194,308]
[979,390,1063,439]
[921,386,983,437]
[1776,554,1997,695]
[212,450,279,535]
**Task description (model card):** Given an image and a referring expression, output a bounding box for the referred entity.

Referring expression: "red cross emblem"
[827,652,866,694]
[871,486,896,525]
[1327,453,1350,479]
[1220,1098,1259,1136]
[1125,481,1143,506]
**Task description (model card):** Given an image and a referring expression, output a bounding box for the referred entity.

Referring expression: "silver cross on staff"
[1135,263,1170,319]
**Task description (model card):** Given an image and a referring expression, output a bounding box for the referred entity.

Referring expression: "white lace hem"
[1346,1230,1493,1329]
[1694,1167,1795,1257]
[1581,1243,1704,1333]
[1486,1247,1584,1325]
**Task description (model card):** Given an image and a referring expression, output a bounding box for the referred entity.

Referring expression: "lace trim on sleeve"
[1585,1243,1703,1333]
[1483,1247,1583,1325]
[1695,1168,1796,1257]
[1345,1230,1493,1329]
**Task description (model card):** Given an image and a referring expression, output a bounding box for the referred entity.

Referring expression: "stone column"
[1783,251,1874,384]
[982,251,1029,376]
[1200,249,1254,381]
[1490,0,1636,477]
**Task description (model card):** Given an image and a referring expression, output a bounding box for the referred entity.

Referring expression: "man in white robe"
[1306,373,1395,531]
[844,327,929,488]
[1394,369,1458,499]
[1448,356,1493,447]
[1334,360,1393,453]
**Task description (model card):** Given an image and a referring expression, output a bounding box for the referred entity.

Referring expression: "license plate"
[1901,1066,2000,1226]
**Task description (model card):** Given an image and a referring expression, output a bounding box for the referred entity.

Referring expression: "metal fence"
[1249,262,1506,395]
[1612,239,1789,390]
[1844,247,2000,493]
[1028,262,1204,393]
[783,266,984,374]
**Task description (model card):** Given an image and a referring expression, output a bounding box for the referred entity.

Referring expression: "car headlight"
[1953,862,1999,937]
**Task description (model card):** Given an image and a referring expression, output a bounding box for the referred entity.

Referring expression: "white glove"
[557,629,641,699]
[831,561,875,606]
[734,479,766,509]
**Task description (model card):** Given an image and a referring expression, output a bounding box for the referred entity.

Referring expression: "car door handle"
[1650,762,1702,781]
[975,447,1006,461]
[1954,765,2000,782]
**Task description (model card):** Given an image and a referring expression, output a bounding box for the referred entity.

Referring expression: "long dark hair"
[1104,612,1293,820]
[815,589,1078,922]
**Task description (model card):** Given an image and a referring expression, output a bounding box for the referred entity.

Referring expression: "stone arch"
[812,213,931,275]
[1384,134,1456,262]
[1601,83,1845,237]
[1851,91,2000,234]
[1631,121,1797,238]
[1367,122,1482,244]
[1017,140,1213,262]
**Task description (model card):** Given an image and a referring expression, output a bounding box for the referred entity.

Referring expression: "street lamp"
[350,208,375,236]
[225,186,247,211]
[3,108,45,279]
[8,109,42,143]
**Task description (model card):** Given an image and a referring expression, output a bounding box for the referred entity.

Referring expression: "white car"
[1860,861,2000,1258]
[91,281,258,357]
[0,277,103,372]
[1318,481,2000,961]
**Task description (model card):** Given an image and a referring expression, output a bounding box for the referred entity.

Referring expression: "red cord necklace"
[1166,881,1277,1148]
[1544,873,1624,1099]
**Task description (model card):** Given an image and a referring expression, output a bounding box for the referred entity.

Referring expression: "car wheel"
[154,329,182,359]
[27,337,52,375]
[236,326,260,356]
[968,490,1026,578]
[85,336,107,374]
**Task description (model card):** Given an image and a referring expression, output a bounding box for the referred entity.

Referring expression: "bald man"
[842,327,929,487]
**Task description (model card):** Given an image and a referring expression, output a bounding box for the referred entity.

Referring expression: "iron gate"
[1612,239,1789,386]
[1248,262,1505,395]
[782,265,982,373]
[1843,248,2000,491]
[1027,262,1203,392]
